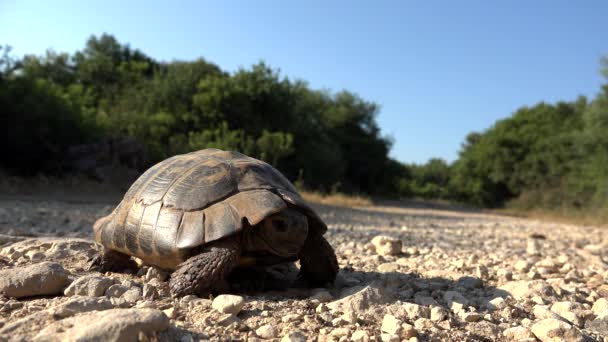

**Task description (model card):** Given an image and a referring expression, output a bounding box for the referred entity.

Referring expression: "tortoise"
[89,148,338,297]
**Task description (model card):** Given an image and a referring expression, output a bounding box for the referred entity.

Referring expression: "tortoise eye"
[273,220,288,232]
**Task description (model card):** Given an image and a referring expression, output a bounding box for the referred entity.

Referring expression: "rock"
[377,262,400,272]
[341,310,358,324]
[121,287,142,303]
[50,296,113,318]
[498,280,556,300]
[414,317,435,331]
[256,324,277,339]
[592,298,608,317]
[585,317,608,336]
[64,276,115,297]
[371,236,402,256]
[310,289,333,303]
[530,318,581,342]
[327,283,392,311]
[380,333,399,342]
[443,290,468,313]
[503,326,535,340]
[281,313,302,323]
[486,297,506,311]
[550,301,584,327]
[212,294,245,315]
[401,302,430,320]
[105,284,129,298]
[534,305,565,321]
[0,262,70,298]
[33,308,169,341]
[402,323,416,338]
[142,284,158,300]
[527,239,541,255]
[281,330,307,342]
[351,330,370,342]
[145,267,168,282]
[216,313,241,327]
[330,327,350,338]
[514,260,532,272]
[457,276,483,289]
[465,321,501,340]
[430,306,448,322]
[381,314,402,335]
[460,311,482,322]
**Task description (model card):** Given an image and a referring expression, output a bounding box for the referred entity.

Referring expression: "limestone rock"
[0,262,70,298]
[371,236,402,256]
[212,294,245,315]
[64,275,115,297]
[33,308,169,342]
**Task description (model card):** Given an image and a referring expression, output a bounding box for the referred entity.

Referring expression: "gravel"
[0,197,607,341]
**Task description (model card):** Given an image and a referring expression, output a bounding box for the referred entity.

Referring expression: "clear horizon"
[1,1,606,164]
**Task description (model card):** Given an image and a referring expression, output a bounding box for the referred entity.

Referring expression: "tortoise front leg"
[87,248,138,273]
[298,234,339,286]
[169,236,240,297]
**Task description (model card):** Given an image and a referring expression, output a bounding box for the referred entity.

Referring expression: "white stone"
[351,330,370,342]
[371,236,402,256]
[212,295,245,315]
[381,314,402,335]
[430,306,448,322]
[281,330,307,342]
[550,301,583,327]
[503,326,535,340]
[256,324,277,339]
[530,318,575,342]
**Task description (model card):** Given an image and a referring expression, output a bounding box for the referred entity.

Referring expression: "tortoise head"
[243,208,308,257]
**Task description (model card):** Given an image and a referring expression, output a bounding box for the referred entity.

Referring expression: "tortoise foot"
[169,237,240,297]
[298,235,339,286]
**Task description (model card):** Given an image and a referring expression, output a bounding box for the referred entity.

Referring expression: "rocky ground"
[0,196,607,341]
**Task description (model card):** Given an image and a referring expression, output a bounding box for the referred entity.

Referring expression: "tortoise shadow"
[228,263,512,311]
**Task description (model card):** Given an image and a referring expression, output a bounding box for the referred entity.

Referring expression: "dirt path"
[0,195,607,341]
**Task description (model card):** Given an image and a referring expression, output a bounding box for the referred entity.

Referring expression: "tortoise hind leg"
[88,248,138,273]
[298,234,339,286]
[169,236,240,297]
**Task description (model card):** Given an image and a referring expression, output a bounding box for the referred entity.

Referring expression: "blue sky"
[1,1,606,164]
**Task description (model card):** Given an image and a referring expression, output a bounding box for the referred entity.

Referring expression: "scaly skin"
[169,236,240,297]
[298,234,339,286]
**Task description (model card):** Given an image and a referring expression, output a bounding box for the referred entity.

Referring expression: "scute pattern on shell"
[93,148,325,270]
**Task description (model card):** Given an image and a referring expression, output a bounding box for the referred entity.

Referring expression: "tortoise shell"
[93,148,326,269]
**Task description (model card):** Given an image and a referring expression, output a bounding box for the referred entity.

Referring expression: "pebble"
[371,236,402,256]
[550,301,584,327]
[105,284,129,298]
[64,276,115,297]
[281,330,307,342]
[212,294,245,315]
[0,262,70,298]
[145,267,168,282]
[498,280,555,300]
[531,318,583,342]
[351,330,370,342]
[256,324,277,339]
[121,287,142,303]
[430,306,448,322]
[503,326,535,340]
[381,314,402,335]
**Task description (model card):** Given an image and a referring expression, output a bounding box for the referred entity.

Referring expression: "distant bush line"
[2,34,607,211]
